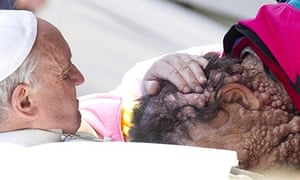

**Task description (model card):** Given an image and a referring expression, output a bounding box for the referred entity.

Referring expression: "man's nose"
[73,65,85,86]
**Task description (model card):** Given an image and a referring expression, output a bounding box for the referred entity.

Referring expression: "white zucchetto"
[0,10,37,82]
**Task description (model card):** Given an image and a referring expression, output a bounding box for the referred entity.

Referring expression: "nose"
[72,65,85,86]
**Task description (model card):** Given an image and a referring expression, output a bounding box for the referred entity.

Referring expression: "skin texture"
[30,18,85,134]
[129,52,300,172]
[1,18,85,134]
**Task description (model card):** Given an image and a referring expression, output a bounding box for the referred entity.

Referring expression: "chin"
[73,112,82,133]
[64,127,79,135]
[65,121,82,135]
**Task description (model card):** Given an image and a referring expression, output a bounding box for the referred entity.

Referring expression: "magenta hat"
[223,3,300,111]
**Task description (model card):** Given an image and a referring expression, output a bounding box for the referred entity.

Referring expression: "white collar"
[0,129,63,147]
[0,129,110,147]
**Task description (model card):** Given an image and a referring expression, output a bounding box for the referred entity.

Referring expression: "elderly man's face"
[31,19,84,134]
[130,52,300,171]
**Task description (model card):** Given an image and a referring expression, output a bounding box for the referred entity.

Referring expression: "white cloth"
[0,10,37,81]
[0,129,105,147]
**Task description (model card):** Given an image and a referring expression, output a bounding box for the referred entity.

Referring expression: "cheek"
[208,110,229,129]
[189,110,231,139]
[44,82,76,100]
[35,85,74,116]
[189,106,246,148]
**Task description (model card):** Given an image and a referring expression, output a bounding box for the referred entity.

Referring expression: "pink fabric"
[79,93,124,141]
[240,3,300,84]
[238,3,300,111]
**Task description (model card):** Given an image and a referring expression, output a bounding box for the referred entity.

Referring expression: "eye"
[61,64,72,81]
[62,73,71,81]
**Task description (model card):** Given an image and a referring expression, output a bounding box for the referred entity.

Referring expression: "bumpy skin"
[129,52,300,172]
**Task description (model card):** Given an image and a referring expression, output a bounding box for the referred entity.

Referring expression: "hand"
[143,53,209,95]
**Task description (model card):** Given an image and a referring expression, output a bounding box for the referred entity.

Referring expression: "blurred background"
[36,0,275,96]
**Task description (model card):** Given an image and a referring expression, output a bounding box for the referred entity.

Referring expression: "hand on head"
[142,52,242,107]
[143,53,209,95]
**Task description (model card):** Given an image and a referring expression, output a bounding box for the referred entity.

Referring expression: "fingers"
[187,59,207,84]
[143,55,189,93]
[166,53,208,93]
[143,53,209,95]
[143,80,161,95]
[165,55,200,93]
[187,55,209,68]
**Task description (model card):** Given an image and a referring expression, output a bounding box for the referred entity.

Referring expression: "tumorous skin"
[129,52,300,172]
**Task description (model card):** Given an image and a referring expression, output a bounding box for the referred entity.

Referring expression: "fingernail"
[195,86,203,93]
[143,81,160,95]
[200,77,207,83]
[183,86,191,93]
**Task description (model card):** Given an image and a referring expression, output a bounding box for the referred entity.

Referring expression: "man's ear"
[10,84,37,118]
[218,83,261,110]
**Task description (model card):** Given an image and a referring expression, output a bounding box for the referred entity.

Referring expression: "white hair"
[0,50,39,122]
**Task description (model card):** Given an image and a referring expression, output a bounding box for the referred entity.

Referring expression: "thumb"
[142,80,161,95]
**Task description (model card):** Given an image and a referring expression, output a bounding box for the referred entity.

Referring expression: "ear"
[10,84,37,118]
[218,83,260,110]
